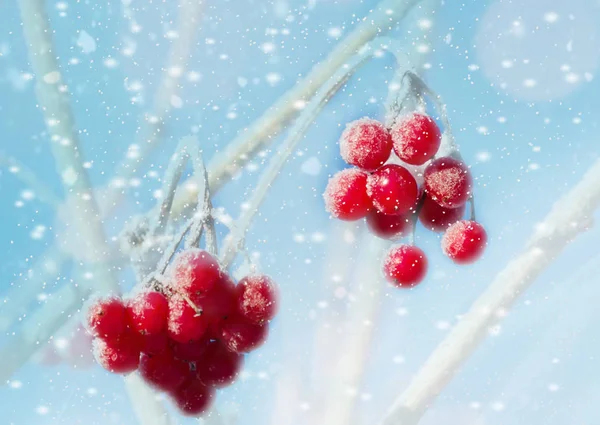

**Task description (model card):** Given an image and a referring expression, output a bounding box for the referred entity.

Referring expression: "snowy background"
[1,0,600,424]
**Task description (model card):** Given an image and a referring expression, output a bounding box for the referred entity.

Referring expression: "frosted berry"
[140,332,169,355]
[391,113,442,165]
[366,210,410,240]
[442,220,487,264]
[424,157,472,209]
[323,169,372,221]
[220,317,268,354]
[171,337,209,362]
[196,340,243,388]
[367,164,418,215]
[236,275,279,325]
[167,296,209,344]
[383,245,428,288]
[339,118,393,170]
[419,195,465,232]
[139,351,190,392]
[194,275,237,333]
[93,334,140,374]
[169,248,222,299]
[86,296,127,340]
[126,291,169,335]
[172,378,215,416]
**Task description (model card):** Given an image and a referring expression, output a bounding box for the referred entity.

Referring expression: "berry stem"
[469,196,476,222]
[409,192,427,245]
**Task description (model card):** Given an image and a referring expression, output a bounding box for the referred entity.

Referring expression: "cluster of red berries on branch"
[324,113,487,288]
[86,248,279,416]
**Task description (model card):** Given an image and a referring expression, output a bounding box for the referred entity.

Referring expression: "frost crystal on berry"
[367,164,419,215]
[323,168,372,220]
[424,157,473,209]
[167,296,209,343]
[86,296,127,340]
[93,334,141,374]
[236,274,279,325]
[339,118,393,170]
[126,291,169,335]
[383,244,428,288]
[169,248,222,299]
[442,220,487,264]
[391,113,442,165]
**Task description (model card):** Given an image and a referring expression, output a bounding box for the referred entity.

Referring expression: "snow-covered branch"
[381,157,600,425]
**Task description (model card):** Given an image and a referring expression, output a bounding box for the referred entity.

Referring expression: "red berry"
[442,220,487,264]
[323,169,372,221]
[126,291,169,336]
[196,340,243,388]
[86,296,127,340]
[367,164,418,215]
[424,157,472,209]
[366,209,410,240]
[419,195,465,232]
[171,378,215,416]
[167,296,209,344]
[339,118,393,170]
[139,351,190,392]
[220,317,268,354]
[93,334,140,374]
[383,245,428,288]
[194,275,237,333]
[140,332,169,355]
[236,275,279,325]
[171,337,209,362]
[169,249,222,299]
[391,113,442,165]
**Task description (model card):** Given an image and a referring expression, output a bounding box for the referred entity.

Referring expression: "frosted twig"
[169,0,424,218]
[153,139,191,236]
[0,151,61,207]
[381,157,600,425]
[188,145,218,256]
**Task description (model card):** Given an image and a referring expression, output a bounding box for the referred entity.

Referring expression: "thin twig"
[381,157,600,425]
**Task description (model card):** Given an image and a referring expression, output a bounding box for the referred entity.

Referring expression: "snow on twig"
[381,158,600,425]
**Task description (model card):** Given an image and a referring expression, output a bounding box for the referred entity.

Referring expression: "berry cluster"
[86,248,279,416]
[324,114,487,288]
